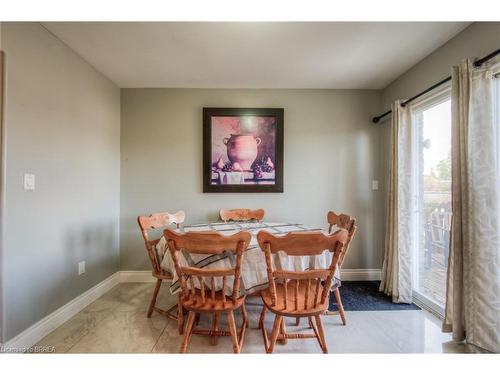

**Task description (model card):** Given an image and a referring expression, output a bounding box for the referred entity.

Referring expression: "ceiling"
[42,22,470,89]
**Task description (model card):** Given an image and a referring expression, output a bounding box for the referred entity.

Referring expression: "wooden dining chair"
[326,211,357,325]
[257,230,348,353]
[219,208,265,222]
[296,210,358,326]
[164,229,251,354]
[137,210,186,334]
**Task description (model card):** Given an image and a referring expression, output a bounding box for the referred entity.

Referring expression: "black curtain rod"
[372,47,500,123]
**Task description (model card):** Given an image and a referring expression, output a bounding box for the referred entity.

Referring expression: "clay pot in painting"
[223,134,261,171]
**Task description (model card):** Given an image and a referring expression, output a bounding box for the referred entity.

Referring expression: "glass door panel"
[413,98,451,311]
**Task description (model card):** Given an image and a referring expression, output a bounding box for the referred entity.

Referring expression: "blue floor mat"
[329,281,421,311]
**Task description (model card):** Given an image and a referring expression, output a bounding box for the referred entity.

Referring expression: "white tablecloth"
[155,222,341,295]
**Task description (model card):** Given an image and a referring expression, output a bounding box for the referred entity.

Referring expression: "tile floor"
[35,282,466,353]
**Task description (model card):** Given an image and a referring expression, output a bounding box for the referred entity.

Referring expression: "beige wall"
[120,89,383,271]
[1,23,121,342]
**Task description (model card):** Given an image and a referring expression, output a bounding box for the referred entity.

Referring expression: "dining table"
[154,221,342,296]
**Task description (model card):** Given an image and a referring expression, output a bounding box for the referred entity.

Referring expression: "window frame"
[408,85,452,319]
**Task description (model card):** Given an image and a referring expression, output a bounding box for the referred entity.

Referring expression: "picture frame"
[203,107,284,193]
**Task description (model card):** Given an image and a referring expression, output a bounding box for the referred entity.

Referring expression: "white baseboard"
[1,268,380,350]
[2,273,120,351]
[119,270,155,283]
[340,268,381,281]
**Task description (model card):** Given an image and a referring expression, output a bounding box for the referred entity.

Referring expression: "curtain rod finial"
[372,116,380,124]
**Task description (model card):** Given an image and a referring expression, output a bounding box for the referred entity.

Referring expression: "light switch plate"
[24,173,35,190]
[372,180,379,191]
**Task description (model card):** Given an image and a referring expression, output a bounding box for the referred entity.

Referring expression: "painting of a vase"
[203,107,284,193]
[224,134,261,171]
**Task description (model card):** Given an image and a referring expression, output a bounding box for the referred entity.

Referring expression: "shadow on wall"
[64,220,119,276]
[6,220,119,340]
[54,221,119,298]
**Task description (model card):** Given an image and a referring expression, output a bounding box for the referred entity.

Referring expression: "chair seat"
[261,280,329,317]
[181,290,246,312]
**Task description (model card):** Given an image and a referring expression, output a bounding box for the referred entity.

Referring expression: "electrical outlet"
[372,180,379,191]
[78,261,86,275]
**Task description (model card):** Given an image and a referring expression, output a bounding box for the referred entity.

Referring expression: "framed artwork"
[203,107,284,193]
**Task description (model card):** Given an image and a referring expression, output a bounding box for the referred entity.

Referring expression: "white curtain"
[380,100,414,304]
[443,58,500,353]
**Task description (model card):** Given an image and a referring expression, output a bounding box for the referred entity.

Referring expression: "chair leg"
[267,315,283,354]
[194,313,200,327]
[314,315,328,354]
[177,294,184,334]
[211,312,220,346]
[179,311,196,353]
[279,317,288,345]
[147,279,162,318]
[227,311,241,354]
[258,304,267,329]
[259,306,269,351]
[241,303,249,328]
[238,305,248,349]
[333,288,346,325]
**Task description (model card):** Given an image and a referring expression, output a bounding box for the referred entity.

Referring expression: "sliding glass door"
[412,92,451,314]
